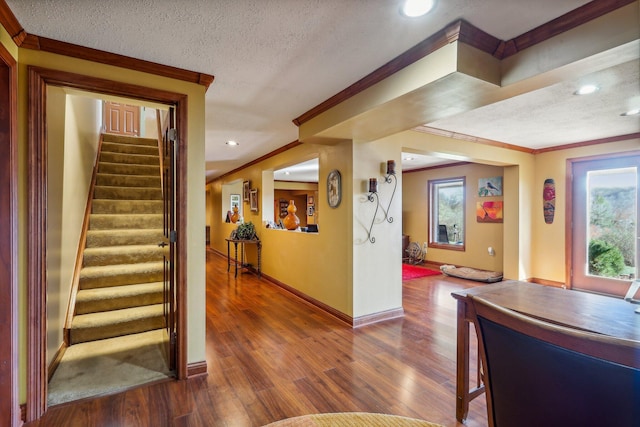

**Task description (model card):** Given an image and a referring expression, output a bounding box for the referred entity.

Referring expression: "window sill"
[429,242,465,251]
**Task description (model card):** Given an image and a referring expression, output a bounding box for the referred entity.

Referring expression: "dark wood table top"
[452,280,640,341]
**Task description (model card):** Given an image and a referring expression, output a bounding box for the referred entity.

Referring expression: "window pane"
[586,167,637,279]
[430,178,464,247]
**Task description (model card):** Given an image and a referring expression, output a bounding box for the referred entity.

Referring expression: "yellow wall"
[45,91,102,365]
[397,131,640,282]
[532,138,640,283]
[380,130,535,280]
[351,138,403,318]
[209,142,355,316]
[403,162,505,272]
[10,43,208,402]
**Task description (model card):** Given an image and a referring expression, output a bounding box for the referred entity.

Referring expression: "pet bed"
[440,265,503,283]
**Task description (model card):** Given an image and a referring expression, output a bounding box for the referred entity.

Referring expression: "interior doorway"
[0,43,18,427]
[26,67,189,421]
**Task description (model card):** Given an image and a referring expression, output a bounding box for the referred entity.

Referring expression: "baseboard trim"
[47,341,68,382]
[529,277,567,288]
[262,273,354,326]
[211,246,405,328]
[187,360,208,378]
[353,308,405,328]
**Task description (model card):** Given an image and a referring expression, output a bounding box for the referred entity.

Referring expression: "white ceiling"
[6,0,639,182]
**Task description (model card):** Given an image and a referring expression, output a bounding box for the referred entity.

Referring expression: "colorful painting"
[478,177,503,197]
[477,201,503,223]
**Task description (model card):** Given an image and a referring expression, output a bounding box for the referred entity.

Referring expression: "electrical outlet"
[488,246,495,256]
[423,242,428,254]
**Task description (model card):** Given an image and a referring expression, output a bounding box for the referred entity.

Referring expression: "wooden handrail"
[156,109,165,194]
[63,133,104,343]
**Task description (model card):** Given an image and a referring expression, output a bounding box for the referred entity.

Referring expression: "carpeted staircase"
[68,133,166,345]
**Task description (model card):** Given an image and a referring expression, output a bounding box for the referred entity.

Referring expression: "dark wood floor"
[30,251,488,427]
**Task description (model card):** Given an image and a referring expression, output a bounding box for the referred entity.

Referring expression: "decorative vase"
[542,178,555,224]
[282,200,300,230]
[230,206,240,223]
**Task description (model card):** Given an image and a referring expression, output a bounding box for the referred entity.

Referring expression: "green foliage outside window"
[588,239,625,277]
[589,186,635,273]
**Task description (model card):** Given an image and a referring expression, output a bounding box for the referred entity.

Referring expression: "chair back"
[468,295,640,427]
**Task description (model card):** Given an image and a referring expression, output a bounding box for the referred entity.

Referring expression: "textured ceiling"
[6,0,638,180]
[429,59,640,149]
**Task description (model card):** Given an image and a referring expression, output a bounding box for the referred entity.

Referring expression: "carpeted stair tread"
[79,261,164,289]
[100,151,160,166]
[86,229,164,247]
[83,244,163,267]
[98,162,160,176]
[94,185,162,200]
[92,199,163,214]
[68,132,166,345]
[101,141,159,156]
[89,214,163,230]
[70,304,165,344]
[75,282,164,314]
[96,173,160,188]
[102,134,158,146]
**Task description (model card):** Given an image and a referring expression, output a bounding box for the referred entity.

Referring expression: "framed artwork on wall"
[327,169,341,208]
[478,177,503,197]
[250,188,259,212]
[279,199,288,218]
[243,181,251,201]
[477,201,503,223]
[230,194,241,211]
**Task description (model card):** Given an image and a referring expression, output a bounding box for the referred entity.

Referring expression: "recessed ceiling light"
[574,84,599,95]
[621,108,640,116]
[226,140,239,146]
[284,171,291,175]
[403,156,415,161]
[401,0,435,17]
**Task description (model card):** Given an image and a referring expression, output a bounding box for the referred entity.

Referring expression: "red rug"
[402,264,441,281]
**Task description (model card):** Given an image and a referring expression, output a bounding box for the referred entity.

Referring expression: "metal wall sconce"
[365,160,397,243]
[366,178,380,243]
[383,160,397,223]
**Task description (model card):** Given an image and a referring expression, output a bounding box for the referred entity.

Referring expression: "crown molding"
[293,0,633,127]
[0,0,214,89]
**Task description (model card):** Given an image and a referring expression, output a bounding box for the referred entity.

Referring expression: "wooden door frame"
[27,66,189,421]
[0,43,19,427]
[565,149,640,292]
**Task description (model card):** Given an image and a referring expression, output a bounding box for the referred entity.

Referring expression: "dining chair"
[468,295,640,427]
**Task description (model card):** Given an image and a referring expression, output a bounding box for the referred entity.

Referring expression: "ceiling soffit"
[297,3,639,145]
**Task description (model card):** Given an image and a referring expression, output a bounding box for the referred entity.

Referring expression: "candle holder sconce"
[383,160,397,223]
[366,178,380,243]
[365,159,397,244]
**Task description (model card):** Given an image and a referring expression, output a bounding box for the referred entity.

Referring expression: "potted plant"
[235,221,257,240]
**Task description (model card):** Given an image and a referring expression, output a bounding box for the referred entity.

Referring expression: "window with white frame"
[429,177,465,250]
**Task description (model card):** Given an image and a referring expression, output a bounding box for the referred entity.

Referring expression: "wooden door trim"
[0,41,19,427]
[27,66,189,421]
[565,149,640,290]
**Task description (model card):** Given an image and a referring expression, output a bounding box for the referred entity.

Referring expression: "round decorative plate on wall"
[327,169,341,208]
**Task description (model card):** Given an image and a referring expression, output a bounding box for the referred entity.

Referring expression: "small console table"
[225,238,262,278]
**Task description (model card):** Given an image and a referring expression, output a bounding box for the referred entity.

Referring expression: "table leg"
[257,242,262,278]
[226,240,231,272]
[233,242,239,278]
[456,300,471,423]
[241,243,245,274]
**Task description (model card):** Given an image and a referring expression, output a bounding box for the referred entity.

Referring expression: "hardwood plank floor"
[29,251,488,427]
